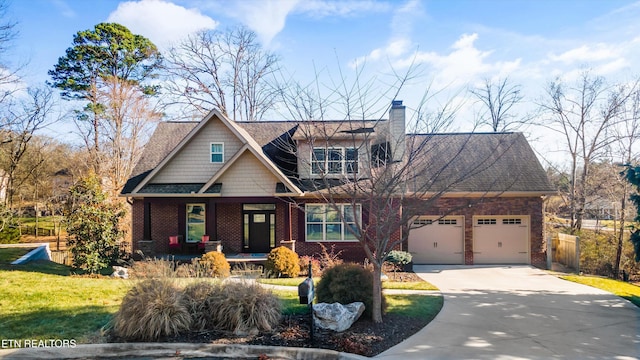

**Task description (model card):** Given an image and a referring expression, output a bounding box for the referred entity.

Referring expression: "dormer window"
[210,143,224,163]
[312,147,358,175]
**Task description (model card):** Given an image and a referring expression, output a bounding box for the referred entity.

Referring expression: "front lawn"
[0,264,130,342]
[1,262,442,344]
[561,275,640,307]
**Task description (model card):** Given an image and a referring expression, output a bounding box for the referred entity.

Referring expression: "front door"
[243,204,276,253]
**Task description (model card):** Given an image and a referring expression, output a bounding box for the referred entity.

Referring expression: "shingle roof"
[121,121,198,194]
[121,120,553,196]
[406,133,554,193]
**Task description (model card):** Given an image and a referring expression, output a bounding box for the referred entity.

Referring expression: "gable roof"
[121,116,554,197]
[121,110,303,196]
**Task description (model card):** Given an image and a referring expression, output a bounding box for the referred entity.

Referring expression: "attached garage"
[473,216,529,264]
[409,216,464,264]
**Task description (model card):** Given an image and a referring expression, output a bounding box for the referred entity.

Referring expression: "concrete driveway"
[378,265,640,360]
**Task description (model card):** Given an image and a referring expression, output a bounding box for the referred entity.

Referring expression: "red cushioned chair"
[198,235,210,251]
[169,235,181,252]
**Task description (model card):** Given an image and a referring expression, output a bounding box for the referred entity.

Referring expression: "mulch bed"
[162,311,429,357]
[110,270,433,357]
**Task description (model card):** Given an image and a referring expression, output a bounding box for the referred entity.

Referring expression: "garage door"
[473,216,529,264]
[409,216,464,264]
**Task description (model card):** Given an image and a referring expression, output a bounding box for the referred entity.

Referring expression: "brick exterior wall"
[416,196,546,268]
[131,195,546,268]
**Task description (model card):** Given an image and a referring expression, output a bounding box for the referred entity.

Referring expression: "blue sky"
[5,0,640,164]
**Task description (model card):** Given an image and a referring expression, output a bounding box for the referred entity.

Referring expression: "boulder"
[313,302,365,332]
[111,266,129,279]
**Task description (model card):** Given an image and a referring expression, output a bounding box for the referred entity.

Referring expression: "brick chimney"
[389,100,406,162]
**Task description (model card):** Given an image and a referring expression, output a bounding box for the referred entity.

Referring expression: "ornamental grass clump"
[112,279,191,341]
[213,281,281,334]
[182,281,224,331]
[316,263,386,319]
[265,246,300,278]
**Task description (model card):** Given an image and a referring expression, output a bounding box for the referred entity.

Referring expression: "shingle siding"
[152,120,243,184]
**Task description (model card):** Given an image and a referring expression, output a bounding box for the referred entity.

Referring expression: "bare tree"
[541,71,632,230]
[278,65,530,322]
[470,77,524,132]
[0,0,22,108]
[162,26,279,121]
[96,76,161,197]
[611,84,640,275]
[0,87,57,208]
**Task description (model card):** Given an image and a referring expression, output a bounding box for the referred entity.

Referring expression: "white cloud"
[231,0,299,45]
[207,0,392,47]
[547,44,619,64]
[107,0,218,48]
[350,38,412,68]
[394,33,522,88]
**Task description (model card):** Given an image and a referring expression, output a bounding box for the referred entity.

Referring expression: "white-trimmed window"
[210,143,224,163]
[305,203,361,241]
[311,147,358,175]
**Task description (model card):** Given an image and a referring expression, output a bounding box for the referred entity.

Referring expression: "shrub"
[201,251,231,278]
[317,243,343,271]
[65,176,125,274]
[386,250,412,266]
[0,226,20,244]
[265,246,300,278]
[112,279,191,340]
[0,205,19,244]
[299,255,321,277]
[316,263,385,319]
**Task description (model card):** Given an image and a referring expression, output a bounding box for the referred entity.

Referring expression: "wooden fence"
[49,242,131,267]
[554,233,580,272]
[20,226,57,237]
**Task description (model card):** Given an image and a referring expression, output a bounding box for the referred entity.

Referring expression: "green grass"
[561,275,640,307]
[0,263,130,342]
[257,277,321,287]
[1,262,442,343]
[0,247,36,264]
[386,293,443,319]
[18,216,64,231]
[258,277,438,291]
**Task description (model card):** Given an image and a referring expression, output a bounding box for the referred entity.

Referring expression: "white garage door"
[409,216,464,264]
[473,216,529,264]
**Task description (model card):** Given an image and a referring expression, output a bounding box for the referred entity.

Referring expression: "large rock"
[313,302,365,332]
[111,266,129,279]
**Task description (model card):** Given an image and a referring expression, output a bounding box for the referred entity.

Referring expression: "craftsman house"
[121,101,555,268]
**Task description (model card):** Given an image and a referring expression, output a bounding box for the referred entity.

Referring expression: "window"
[371,142,391,167]
[186,204,205,243]
[503,218,522,225]
[306,204,361,241]
[210,143,224,163]
[438,219,457,225]
[311,147,358,175]
[477,218,497,225]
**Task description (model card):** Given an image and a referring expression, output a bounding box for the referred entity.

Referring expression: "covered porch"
[133,197,299,258]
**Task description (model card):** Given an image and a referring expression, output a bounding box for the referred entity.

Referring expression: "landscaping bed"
[139,311,436,357]
[108,270,441,357]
